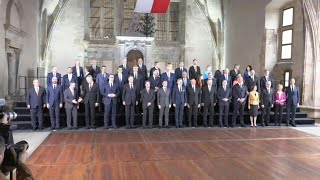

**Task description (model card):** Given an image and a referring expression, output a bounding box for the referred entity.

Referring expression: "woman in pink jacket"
[274,84,286,126]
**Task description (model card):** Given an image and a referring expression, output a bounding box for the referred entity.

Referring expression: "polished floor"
[25,128,320,180]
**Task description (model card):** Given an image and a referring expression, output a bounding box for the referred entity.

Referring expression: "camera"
[0,99,17,122]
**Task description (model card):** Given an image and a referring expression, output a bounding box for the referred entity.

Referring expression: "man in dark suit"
[187,79,201,127]
[217,80,232,127]
[26,79,46,131]
[149,61,161,77]
[230,64,241,83]
[174,61,188,81]
[149,69,161,91]
[137,58,148,80]
[132,65,144,113]
[72,60,84,95]
[286,78,300,127]
[231,76,248,127]
[82,66,92,89]
[90,59,101,78]
[79,75,100,129]
[115,67,127,114]
[47,66,62,87]
[189,59,201,82]
[157,80,171,128]
[182,71,190,88]
[219,68,232,88]
[202,79,217,127]
[62,67,78,91]
[214,65,224,81]
[172,79,187,128]
[119,58,131,76]
[96,65,109,93]
[140,81,155,128]
[245,70,260,92]
[260,70,274,90]
[203,73,217,89]
[102,74,119,129]
[122,76,138,129]
[64,81,80,130]
[46,77,63,130]
[161,64,175,89]
[260,81,274,126]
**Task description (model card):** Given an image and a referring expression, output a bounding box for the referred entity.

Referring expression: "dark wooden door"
[126,50,144,69]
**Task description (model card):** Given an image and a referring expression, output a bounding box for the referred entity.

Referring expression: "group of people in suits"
[26,59,300,131]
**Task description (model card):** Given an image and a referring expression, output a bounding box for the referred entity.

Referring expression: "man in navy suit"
[62,67,78,91]
[260,70,274,90]
[46,77,63,130]
[102,74,120,129]
[149,61,161,77]
[26,79,46,131]
[122,76,138,128]
[119,58,131,76]
[172,79,187,128]
[161,64,175,89]
[72,60,84,94]
[182,71,190,88]
[149,69,161,91]
[137,58,148,80]
[174,62,188,81]
[186,79,201,127]
[114,67,127,113]
[140,81,155,128]
[231,76,248,127]
[219,68,232,88]
[90,59,101,78]
[64,81,80,130]
[286,78,300,127]
[132,65,144,113]
[217,80,232,127]
[47,66,61,87]
[245,70,260,92]
[96,65,109,93]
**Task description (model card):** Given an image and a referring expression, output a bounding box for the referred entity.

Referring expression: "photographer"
[0,111,34,180]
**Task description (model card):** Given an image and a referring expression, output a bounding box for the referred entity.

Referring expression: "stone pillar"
[7,48,21,97]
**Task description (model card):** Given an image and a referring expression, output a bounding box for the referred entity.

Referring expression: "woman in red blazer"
[274,84,287,126]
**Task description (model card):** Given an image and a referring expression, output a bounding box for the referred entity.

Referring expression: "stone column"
[7,48,21,96]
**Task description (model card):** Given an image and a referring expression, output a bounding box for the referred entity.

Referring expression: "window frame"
[279,6,294,61]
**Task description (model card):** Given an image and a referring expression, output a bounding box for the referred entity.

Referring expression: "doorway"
[126,49,144,68]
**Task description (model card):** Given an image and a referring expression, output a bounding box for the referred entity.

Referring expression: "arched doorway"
[126,49,144,68]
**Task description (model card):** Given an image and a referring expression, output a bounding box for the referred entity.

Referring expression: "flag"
[134,0,170,14]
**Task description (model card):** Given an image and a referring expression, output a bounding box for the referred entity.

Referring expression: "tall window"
[280,7,294,60]
[156,2,180,42]
[90,0,114,40]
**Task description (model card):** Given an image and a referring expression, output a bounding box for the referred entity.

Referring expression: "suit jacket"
[91,65,101,77]
[189,66,201,80]
[149,67,161,77]
[102,82,120,105]
[96,73,109,92]
[161,72,175,89]
[214,69,223,80]
[219,74,232,88]
[138,64,148,80]
[174,67,188,81]
[114,73,127,91]
[81,83,100,104]
[149,76,161,90]
[245,76,260,92]
[232,84,248,104]
[202,85,217,106]
[286,85,300,105]
[186,85,201,105]
[132,73,144,94]
[72,66,84,79]
[260,76,274,90]
[172,86,187,105]
[203,78,218,91]
[46,84,63,106]
[217,86,232,105]
[26,87,46,108]
[140,88,155,108]
[157,87,171,107]
[260,88,274,106]
[230,69,241,82]
[122,83,137,105]
[82,73,91,89]
[62,74,78,91]
[119,64,131,76]
[274,91,286,106]
[47,72,62,86]
[64,88,79,109]
[182,78,190,88]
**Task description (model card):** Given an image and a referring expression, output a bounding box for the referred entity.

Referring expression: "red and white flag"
[134,0,170,14]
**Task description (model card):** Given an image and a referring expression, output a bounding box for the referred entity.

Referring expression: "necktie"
[224,87,226,92]
[124,65,126,69]
[119,75,122,82]
[291,86,294,92]
[103,74,106,78]
[209,86,211,92]
[130,84,133,90]
[181,68,183,71]
[179,87,182,92]
[193,86,195,92]
[53,85,56,90]
[225,75,227,81]
[53,73,56,77]
[134,73,137,79]
[36,88,39,96]
[268,89,270,94]
[89,84,92,91]
[164,88,166,92]
[71,89,74,96]
[110,83,113,88]
[252,76,254,81]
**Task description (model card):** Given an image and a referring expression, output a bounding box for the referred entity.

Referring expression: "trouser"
[159,107,169,126]
[175,105,184,126]
[49,103,60,128]
[203,104,215,126]
[142,106,154,127]
[76,77,82,95]
[125,105,135,127]
[30,107,44,129]
[232,102,245,126]
[219,104,230,126]
[66,107,77,128]
[261,104,271,125]
[104,103,117,128]
[274,105,284,124]
[188,104,198,127]
[84,102,96,127]
[286,103,297,125]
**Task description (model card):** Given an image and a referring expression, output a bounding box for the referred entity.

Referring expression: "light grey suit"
[64,88,79,128]
[157,87,171,127]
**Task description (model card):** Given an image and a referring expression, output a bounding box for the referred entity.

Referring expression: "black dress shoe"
[67,127,73,130]
[203,124,207,128]
[50,127,55,130]
[39,127,44,131]
[240,124,246,127]
[159,126,162,129]
[261,123,265,127]
[165,126,170,129]
[73,127,78,130]
[265,124,270,127]
[126,127,131,129]
[292,124,296,127]
[91,126,96,129]
[32,127,37,131]
[286,123,289,126]
[86,127,90,129]
[230,125,234,128]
